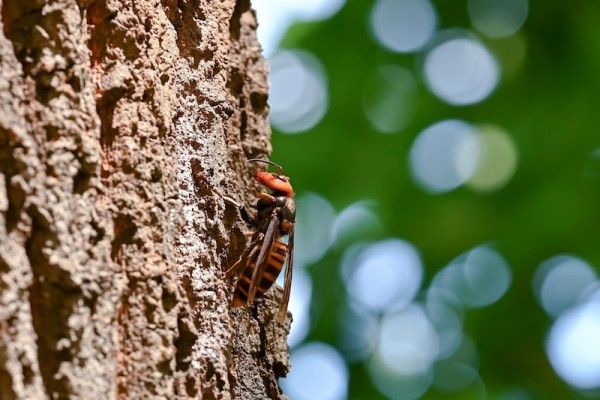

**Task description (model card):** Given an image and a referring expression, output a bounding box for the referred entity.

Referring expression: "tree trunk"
[0,0,290,399]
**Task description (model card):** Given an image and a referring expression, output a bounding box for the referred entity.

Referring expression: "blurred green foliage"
[270,0,600,398]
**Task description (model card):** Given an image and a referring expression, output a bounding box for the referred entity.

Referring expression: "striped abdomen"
[232,240,288,307]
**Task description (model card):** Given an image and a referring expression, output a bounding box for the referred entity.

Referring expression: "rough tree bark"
[0,0,290,399]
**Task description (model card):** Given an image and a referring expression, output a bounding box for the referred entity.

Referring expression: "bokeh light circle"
[468,0,529,38]
[461,125,518,192]
[425,288,464,358]
[370,0,437,53]
[409,119,478,193]
[410,121,518,193]
[461,246,512,307]
[343,239,423,313]
[254,0,346,55]
[533,255,598,318]
[338,307,379,362]
[294,192,336,266]
[283,342,349,400]
[288,0,346,21]
[432,245,512,308]
[363,65,419,133]
[582,147,600,181]
[369,355,433,400]
[283,270,313,347]
[377,304,439,375]
[424,37,499,105]
[268,50,328,133]
[547,296,600,389]
[433,361,479,392]
[331,201,382,247]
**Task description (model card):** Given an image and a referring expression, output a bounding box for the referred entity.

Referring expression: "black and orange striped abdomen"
[232,240,288,307]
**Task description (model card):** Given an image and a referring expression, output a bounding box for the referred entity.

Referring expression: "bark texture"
[0,0,290,399]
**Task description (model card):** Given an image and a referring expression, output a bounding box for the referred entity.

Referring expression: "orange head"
[249,158,294,197]
[255,171,293,197]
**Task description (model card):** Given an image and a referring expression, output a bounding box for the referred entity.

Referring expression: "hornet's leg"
[224,233,263,278]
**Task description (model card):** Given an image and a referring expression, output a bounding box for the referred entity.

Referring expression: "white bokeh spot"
[424,37,499,105]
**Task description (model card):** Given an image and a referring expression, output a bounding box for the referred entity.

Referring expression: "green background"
[269,1,600,398]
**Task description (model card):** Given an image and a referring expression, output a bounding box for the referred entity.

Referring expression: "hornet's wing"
[247,210,279,304]
[277,230,294,323]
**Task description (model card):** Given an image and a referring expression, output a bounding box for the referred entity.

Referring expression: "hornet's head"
[249,159,294,197]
